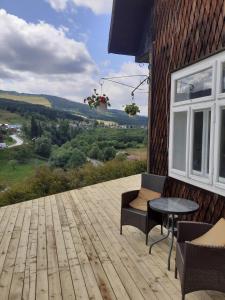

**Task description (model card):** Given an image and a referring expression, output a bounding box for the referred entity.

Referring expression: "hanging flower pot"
[124,103,140,116]
[96,101,107,112]
[84,89,111,112]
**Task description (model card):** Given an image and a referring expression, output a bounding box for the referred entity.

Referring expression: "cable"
[102,79,146,90]
[101,75,148,80]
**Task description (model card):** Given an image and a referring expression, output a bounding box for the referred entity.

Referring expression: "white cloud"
[46,0,68,11]
[47,0,113,14]
[72,0,113,14]
[0,9,95,75]
[0,10,148,115]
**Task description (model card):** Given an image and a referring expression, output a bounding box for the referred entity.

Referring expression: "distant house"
[0,123,8,131]
[0,143,7,149]
[7,124,22,133]
[108,0,225,223]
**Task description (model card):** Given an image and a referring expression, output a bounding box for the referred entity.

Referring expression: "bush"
[88,145,103,160]
[34,136,52,158]
[115,153,127,161]
[49,148,72,168]
[0,160,147,206]
[103,147,116,161]
[67,149,86,168]
[11,144,34,163]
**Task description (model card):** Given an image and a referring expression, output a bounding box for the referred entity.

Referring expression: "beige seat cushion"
[191,218,225,247]
[129,188,161,212]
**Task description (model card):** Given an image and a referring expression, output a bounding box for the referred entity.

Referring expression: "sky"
[0,0,149,114]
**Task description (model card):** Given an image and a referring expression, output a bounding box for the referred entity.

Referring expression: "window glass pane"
[193,112,203,172]
[219,109,225,179]
[175,68,212,102]
[206,111,211,174]
[173,111,187,171]
[222,63,225,93]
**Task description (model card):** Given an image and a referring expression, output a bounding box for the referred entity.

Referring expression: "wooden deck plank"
[80,185,171,300]
[0,175,223,300]
[36,197,49,300]
[45,196,62,300]
[60,192,103,300]
[0,202,26,299]
[50,195,76,300]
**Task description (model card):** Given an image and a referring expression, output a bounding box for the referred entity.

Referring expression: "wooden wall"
[149,0,225,223]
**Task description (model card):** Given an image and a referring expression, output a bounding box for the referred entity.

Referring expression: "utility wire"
[101,79,146,90]
[101,75,148,80]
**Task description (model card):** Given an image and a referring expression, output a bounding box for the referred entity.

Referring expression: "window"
[169,52,225,196]
[172,111,187,172]
[191,109,211,176]
[222,63,225,93]
[219,108,225,181]
[175,68,213,102]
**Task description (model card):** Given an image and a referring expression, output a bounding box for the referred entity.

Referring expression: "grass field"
[126,146,147,160]
[0,93,51,107]
[0,109,25,124]
[0,150,46,189]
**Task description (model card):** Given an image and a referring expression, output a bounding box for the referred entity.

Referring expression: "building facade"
[109,0,225,223]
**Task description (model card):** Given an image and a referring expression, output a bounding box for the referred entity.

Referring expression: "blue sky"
[0,0,148,114]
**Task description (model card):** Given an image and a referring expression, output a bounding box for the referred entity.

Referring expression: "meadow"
[0,93,51,107]
[0,149,46,189]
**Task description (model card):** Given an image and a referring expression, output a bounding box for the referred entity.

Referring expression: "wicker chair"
[120,173,166,244]
[175,221,225,300]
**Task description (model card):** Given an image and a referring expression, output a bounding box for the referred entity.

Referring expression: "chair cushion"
[191,218,225,247]
[129,188,161,211]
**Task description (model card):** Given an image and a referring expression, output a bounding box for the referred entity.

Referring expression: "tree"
[88,145,102,160]
[49,148,72,168]
[35,136,52,158]
[11,145,33,163]
[58,120,70,145]
[67,149,86,168]
[103,147,116,161]
[31,116,39,138]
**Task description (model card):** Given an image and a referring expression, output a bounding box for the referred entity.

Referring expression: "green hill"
[0,90,148,126]
[0,91,51,107]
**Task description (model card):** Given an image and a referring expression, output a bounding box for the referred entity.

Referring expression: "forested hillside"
[0,90,148,125]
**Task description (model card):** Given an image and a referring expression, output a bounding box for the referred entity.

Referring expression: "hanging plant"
[124,103,140,116]
[84,89,111,112]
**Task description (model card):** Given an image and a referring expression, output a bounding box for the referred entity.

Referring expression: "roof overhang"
[108,0,154,62]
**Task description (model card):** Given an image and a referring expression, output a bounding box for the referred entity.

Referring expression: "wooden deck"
[0,174,224,300]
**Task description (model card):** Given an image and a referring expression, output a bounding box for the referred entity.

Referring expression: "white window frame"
[169,107,189,177]
[172,60,216,108]
[169,51,225,196]
[214,100,225,189]
[188,103,214,185]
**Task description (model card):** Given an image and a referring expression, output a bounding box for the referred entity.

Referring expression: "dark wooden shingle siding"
[149,0,225,223]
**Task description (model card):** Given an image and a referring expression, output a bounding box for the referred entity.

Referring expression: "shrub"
[0,160,147,206]
[103,147,116,161]
[67,149,86,168]
[34,136,52,158]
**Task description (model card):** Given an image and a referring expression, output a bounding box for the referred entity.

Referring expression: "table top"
[149,197,199,215]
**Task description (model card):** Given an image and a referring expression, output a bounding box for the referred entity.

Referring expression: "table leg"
[149,230,169,254]
[149,216,169,254]
[168,214,175,271]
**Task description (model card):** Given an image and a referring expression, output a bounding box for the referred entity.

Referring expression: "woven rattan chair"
[120,173,166,244]
[175,221,225,300]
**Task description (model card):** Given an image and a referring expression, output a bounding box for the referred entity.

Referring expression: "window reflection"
[192,111,203,172]
[222,63,225,93]
[219,109,225,179]
[175,68,212,102]
[173,111,187,171]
